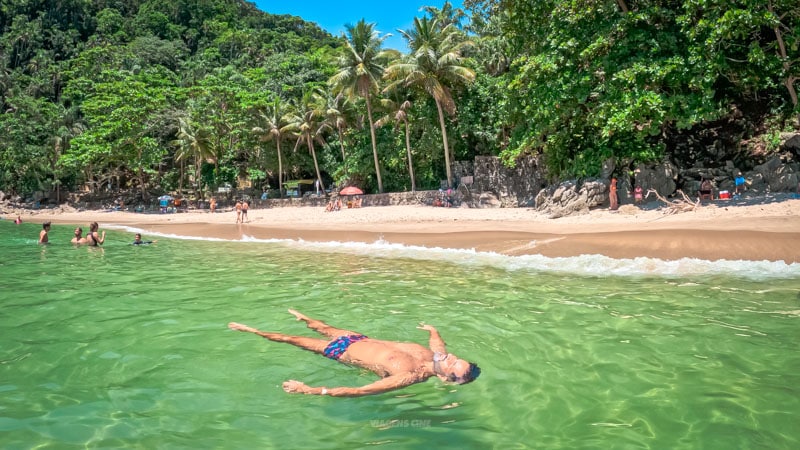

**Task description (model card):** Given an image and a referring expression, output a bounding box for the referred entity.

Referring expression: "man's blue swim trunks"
[323,335,368,360]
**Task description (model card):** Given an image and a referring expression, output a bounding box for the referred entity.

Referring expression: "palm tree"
[329,19,399,193]
[252,97,290,198]
[421,1,467,30]
[320,90,353,178]
[376,96,417,192]
[172,117,216,200]
[284,90,327,197]
[385,17,475,188]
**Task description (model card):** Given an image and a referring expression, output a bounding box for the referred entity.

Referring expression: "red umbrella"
[339,186,364,195]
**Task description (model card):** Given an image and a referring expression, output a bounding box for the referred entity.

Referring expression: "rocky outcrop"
[459,131,799,216]
[472,155,548,207]
[534,179,607,218]
[633,161,679,198]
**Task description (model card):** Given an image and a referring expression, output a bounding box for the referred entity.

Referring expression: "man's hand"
[417,323,436,332]
[228,322,258,333]
[418,323,446,354]
[283,380,310,394]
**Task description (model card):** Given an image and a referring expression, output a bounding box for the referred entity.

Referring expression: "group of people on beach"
[235,199,249,223]
[325,196,361,212]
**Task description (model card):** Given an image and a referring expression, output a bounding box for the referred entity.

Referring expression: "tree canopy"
[1,0,797,200]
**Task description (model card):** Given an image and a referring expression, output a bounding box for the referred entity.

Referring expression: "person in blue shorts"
[228,309,481,397]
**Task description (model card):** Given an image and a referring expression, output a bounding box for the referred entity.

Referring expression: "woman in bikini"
[86,222,105,246]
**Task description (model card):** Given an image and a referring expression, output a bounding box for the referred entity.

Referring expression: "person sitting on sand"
[132,233,157,245]
[71,227,86,245]
[228,309,481,397]
[39,222,51,244]
[86,222,105,246]
[699,178,713,200]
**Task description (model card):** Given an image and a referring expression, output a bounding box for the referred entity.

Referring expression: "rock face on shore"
[481,132,800,217]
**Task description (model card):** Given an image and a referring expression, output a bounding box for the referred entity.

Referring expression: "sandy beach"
[10,195,800,263]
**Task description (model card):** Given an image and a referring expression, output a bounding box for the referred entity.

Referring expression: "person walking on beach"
[609,178,619,210]
[210,197,217,214]
[228,309,481,397]
[235,200,242,223]
[71,227,86,245]
[86,222,105,246]
[241,200,249,223]
[38,222,51,244]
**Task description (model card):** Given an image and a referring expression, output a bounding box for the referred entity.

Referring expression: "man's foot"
[228,322,258,333]
[288,309,309,322]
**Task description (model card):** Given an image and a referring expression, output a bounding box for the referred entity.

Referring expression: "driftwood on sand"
[645,189,701,214]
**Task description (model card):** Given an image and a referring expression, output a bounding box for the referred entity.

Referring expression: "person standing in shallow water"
[235,200,242,223]
[71,227,86,245]
[86,222,105,246]
[38,222,51,244]
[228,309,481,397]
[609,178,619,211]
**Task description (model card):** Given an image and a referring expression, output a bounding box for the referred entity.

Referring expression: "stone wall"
[472,155,549,207]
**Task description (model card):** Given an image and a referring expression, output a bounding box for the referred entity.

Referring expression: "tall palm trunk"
[137,148,147,199]
[365,94,383,193]
[276,139,284,198]
[403,119,416,192]
[338,125,348,177]
[307,134,325,197]
[435,99,453,188]
[178,158,185,195]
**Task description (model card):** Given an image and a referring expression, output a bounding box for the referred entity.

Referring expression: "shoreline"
[8,196,800,263]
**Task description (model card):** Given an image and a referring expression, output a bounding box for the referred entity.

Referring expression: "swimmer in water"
[228,309,481,397]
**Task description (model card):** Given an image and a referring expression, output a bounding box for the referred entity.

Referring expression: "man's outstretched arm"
[418,324,447,354]
[282,374,424,398]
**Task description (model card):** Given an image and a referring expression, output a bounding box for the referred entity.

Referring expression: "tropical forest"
[0,0,798,204]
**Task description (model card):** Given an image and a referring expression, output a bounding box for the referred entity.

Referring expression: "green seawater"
[1,220,799,449]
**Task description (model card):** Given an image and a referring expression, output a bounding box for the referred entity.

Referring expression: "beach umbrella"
[339,186,363,196]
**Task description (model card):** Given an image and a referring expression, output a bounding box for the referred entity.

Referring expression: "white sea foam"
[106,225,800,280]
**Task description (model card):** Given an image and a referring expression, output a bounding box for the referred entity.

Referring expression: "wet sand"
[12,196,800,263]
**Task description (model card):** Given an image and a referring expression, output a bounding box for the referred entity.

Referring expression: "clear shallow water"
[1,221,799,449]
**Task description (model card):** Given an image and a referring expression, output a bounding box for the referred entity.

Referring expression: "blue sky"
[251,1,464,52]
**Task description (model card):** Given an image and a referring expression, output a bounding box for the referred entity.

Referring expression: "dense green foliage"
[469,0,799,178]
[1,0,798,200]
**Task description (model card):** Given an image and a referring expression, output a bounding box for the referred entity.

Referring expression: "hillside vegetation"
[0,0,797,202]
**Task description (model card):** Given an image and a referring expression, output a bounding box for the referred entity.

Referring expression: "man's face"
[434,353,472,384]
